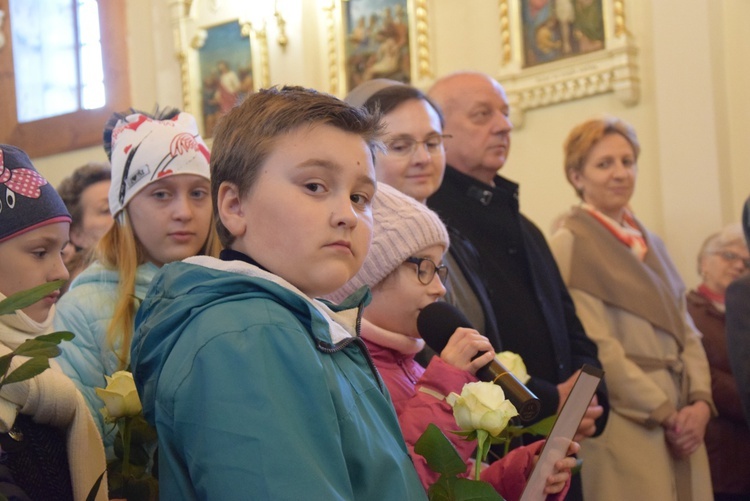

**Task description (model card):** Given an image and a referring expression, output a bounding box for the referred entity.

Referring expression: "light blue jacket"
[132,257,426,501]
[54,260,159,457]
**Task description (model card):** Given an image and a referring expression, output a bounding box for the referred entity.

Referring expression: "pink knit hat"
[327,183,450,303]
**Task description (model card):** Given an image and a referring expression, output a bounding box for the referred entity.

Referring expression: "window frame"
[0,0,130,158]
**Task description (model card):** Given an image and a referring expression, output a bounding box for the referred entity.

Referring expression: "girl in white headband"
[54,108,221,459]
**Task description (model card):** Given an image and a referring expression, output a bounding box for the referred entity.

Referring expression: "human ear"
[217,182,247,238]
[569,170,585,195]
[69,226,84,248]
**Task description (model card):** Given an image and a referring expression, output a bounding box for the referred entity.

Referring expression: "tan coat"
[550,207,713,501]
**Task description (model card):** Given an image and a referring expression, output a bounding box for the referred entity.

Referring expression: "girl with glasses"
[327,183,577,499]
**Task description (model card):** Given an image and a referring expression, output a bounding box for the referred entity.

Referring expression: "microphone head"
[417,301,473,354]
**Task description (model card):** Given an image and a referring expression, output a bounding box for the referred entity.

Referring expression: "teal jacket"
[131,257,426,501]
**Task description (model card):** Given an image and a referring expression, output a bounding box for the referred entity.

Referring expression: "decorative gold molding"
[177,51,191,112]
[274,0,289,49]
[498,0,511,65]
[497,0,639,128]
[613,0,627,37]
[414,0,431,80]
[323,2,339,95]
[247,23,271,88]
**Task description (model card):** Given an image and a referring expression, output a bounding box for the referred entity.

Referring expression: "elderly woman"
[688,224,750,500]
[549,116,714,500]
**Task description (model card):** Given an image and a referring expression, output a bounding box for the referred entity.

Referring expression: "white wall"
[33,0,747,287]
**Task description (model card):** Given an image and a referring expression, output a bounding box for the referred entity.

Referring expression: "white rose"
[495,351,530,384]
[447,381,518,436]
[95,370,142,420]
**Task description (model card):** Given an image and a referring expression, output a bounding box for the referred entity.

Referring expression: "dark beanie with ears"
[0,144,71,244]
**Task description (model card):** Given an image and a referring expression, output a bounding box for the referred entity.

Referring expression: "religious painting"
[343,0,411,91]
[496,0,638,128]
[196,20,254,138]
[520,0,604,68]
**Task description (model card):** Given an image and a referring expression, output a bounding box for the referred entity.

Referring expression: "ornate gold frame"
[169,0,270,136]
[497,0,639,127]
[322,0,433,98]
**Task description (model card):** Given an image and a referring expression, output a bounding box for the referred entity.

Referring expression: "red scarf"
[697,283,725,305]
[582,204,648,260]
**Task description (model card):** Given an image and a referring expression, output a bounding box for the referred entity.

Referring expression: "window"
[0,0,130,157]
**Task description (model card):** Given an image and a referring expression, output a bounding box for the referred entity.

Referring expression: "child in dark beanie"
[0,144,108,501]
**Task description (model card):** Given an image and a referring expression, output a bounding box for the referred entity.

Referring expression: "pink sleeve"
[480,440,571,501]
[393,358,571,500]
[397,356,477,489]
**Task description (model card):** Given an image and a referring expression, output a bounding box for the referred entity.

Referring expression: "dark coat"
[689,289,750,495]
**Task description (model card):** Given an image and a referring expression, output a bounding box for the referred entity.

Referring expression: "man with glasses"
[426,71,608,500]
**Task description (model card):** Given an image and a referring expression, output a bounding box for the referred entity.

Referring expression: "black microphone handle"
[476,360,541,422]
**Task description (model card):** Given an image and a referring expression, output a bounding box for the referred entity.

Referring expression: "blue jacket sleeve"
[54,292,117,454]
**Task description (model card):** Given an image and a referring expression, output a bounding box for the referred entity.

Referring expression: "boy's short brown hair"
[210,86,383,247]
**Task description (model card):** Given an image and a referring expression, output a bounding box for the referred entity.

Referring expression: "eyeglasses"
[385,134,452,157]
[405,256,449,285]
[713,251,750,268]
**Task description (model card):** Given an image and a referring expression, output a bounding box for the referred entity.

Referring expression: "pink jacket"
[364,338,567,501]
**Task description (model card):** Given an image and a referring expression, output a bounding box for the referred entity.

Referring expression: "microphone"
[417,301,541,422]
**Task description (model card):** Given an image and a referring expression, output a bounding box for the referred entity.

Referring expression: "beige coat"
[550,207,713,501]
[0,300,108,501]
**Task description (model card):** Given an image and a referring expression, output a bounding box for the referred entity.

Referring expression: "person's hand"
[541,441,580,495]
[440,328,495,375]
[664,401,710,459]
[573,394,603,442]
[556,370,579,412]
[557,371,603,441]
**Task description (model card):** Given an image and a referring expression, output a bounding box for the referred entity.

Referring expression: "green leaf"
[505,415,556,440]
[85,470,106,501]
[450,477,504,500]
[2,357,50,385]
[123,474,159,501]
[475,429,490,464]
[415,423,467,477]
[0,280,65,316]
[451,429,477,440]
[0,354,13,379]
[130,414,158,444]
[427,475,454,501]
[13,341,61,358]
[428,476,504,501]
[33,331,76,344]
[127,443,151,468]
[13,332,75,358]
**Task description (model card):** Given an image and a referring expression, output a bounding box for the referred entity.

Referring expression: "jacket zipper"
[315,303,386,393]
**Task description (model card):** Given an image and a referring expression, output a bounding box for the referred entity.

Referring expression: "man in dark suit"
[427,72,608,499]
[726,196,750,429]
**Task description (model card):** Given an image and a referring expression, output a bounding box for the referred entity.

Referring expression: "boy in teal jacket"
[131,87,426,500]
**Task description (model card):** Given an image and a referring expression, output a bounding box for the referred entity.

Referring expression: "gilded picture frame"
[497,0,639,127]
[170,1,270,138]
[322,0,433,98]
